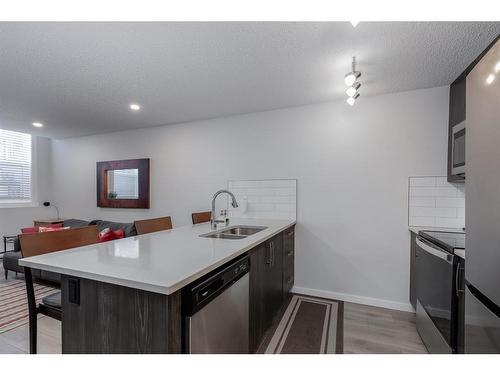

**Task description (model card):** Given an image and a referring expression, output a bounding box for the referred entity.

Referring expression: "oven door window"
[453,128,466,169]
[416,238,456,346]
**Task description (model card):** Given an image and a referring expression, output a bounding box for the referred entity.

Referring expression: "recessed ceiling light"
[495,61,500,73]
[350,21,360,27]
[486,74,495,85]
[32,122,43,128]
[129,103,141,111]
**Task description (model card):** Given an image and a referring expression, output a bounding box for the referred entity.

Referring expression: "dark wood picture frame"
[96,158,150,209]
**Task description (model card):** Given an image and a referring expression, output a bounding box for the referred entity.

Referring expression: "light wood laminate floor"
[343,302,427,354]
[1,304,427,354]
[1,265,426,354]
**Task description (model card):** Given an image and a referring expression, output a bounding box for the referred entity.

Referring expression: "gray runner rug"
[265,295,343,354]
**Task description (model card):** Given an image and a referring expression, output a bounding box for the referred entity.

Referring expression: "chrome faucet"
[211,189,238,229]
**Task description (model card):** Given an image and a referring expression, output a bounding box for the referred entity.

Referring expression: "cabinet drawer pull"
[286,231,294,237]
[270,242,275,266]
[287,250,294,257]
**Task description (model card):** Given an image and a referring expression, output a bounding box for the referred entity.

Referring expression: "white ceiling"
[0,22,499,138]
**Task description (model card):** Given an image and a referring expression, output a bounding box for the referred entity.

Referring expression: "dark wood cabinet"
[449,74,466,128]
[249,242,267,352]
[282,226,295,298]
[61,276,182,353]
[409,231,417,310]
[447,74,466,182]
[456,257,466,353]
[265,234,284,321]
[249,229,293,352]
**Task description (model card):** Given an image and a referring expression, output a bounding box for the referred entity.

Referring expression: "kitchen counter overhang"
[19,218,296,295]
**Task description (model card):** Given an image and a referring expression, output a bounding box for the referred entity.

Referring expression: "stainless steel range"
[415,230,465,353]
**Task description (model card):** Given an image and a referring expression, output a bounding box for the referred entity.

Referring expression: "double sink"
[200,225,268,240]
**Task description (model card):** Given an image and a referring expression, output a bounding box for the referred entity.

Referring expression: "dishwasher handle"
[416,237,453,264]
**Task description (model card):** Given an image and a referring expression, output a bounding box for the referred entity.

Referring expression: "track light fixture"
[346,93,360,106]
[344,56,361,86]
[346,82,361,97]
[345,57,362,105]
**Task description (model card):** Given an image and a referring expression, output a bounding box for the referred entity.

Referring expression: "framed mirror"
[97,158,150,208]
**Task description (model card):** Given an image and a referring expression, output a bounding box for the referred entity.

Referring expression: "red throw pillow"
[21,227,39,234]
[99,228,125,242]
[20,223,63,234]
[38,226,69,233]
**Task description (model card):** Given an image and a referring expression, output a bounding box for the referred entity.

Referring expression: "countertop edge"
[408,226,465,235]
[19,220,296,295]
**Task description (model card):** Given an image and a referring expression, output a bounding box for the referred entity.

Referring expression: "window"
[0,129,32,204]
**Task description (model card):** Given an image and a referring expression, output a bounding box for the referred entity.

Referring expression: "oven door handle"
[416,237,453,264]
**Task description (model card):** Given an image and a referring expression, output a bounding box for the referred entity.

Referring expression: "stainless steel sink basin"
[200,225,268,240]
[223,226,267,236]
[202,233,248,240]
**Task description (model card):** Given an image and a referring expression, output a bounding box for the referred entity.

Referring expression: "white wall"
[0,136,54,239]
[51,86,449,310]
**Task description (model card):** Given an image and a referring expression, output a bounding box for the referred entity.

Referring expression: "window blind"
[0,129,32,202]
[112,169,139,199]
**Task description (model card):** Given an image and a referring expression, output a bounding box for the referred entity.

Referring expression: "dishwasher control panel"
[183,255,250,316]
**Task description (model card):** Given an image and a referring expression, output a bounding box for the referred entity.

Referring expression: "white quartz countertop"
[19,218,296,295]
[408,226,465,235]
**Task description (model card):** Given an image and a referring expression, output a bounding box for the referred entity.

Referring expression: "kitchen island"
[19,218,296,353]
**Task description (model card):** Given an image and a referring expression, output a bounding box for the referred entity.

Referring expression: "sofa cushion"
[92,220,137,237]
[2,251,24,274]
[63,219,91,228]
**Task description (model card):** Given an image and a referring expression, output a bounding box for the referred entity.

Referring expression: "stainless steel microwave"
[451,121,465,177]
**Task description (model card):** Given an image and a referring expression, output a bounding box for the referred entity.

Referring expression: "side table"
[33,219,65,227]
[3,235,17,253]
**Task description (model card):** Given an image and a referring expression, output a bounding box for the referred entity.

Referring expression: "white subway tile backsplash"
[409,197,436,207]
[409,177,437,187]
[436,177,450,187]
[227,179,297,220]
[409,176,465,228]
[435,197,465,208]
[435,217,465,228]
[410,186,458,197]
[457,207,466,218]
[410,206,457,218]
[411,217,436,227]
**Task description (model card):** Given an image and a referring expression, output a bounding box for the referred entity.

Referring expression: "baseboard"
[291,286,415,313]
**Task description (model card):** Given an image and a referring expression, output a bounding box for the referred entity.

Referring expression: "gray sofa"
[2,218,137,283]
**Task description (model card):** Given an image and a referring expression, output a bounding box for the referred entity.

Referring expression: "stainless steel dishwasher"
[184,255,249,353]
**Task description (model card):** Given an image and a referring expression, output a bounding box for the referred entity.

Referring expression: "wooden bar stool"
[19,226,100,354]
[191,211,211,224]
[134,216,173,235]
